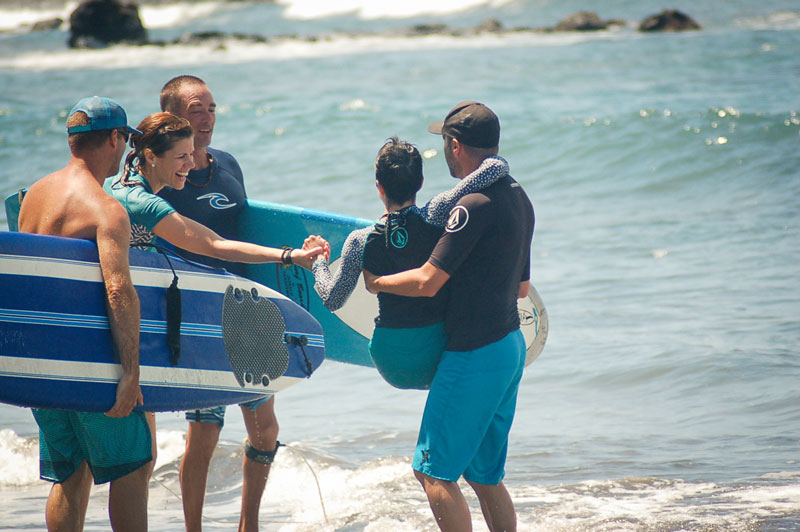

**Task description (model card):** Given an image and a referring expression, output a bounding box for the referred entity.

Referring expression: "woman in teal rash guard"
[105,112,321,263]
[297,137,509,389]
[104,112,322,468]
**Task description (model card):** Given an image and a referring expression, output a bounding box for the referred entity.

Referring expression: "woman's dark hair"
[374,137,423,206]
[120,112,193,184]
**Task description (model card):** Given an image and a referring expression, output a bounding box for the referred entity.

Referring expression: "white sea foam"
[4,424,800,529]
[735,10,800,30]
[511,477,800,531]
[153,429,187,471]
[0,429,39,486]
[0,30,614,71]
[138,2,225,29]
[0,1,223,32]
[276,0,512,20]
[0,2,77,31]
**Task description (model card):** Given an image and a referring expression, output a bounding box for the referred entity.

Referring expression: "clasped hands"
[290,235,332,270]
[295,234,381,294]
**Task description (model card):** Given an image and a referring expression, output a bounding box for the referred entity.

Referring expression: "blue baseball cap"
[66,96,141,135]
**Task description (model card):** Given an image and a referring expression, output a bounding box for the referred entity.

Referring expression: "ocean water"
[1,0,799,530]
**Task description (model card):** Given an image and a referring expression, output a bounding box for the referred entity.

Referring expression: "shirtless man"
[19,96,152,532]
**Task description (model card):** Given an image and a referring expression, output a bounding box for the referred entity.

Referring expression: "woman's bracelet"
[281,247,294,266]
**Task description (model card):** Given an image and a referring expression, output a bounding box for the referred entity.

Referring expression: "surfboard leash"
[150,440,331,526]
[148,244,182,366]
[131,242,191,366]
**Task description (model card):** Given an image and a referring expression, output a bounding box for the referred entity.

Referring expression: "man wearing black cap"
[365,101,534,531]
[19,96,152,531]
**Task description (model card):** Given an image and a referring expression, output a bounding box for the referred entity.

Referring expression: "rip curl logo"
[390,227,408,249]
[445,205,469,233]
[197,193,236,210]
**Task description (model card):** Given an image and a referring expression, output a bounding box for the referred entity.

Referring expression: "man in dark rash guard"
[158,76,277,532]
[365,102,535,532]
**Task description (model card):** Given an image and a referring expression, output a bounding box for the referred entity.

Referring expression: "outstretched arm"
[420,155,508,226]
[153,212,321,264]
[311,227,371,311]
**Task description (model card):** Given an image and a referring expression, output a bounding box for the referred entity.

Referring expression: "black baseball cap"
[427,101,500,148]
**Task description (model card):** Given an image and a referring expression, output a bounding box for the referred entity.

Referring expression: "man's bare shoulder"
[21,167,129,240]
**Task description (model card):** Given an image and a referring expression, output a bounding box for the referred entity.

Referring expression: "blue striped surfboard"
[0,231,324,412]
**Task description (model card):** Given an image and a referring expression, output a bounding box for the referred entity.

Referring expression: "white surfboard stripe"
[0,254,290,300]
[0,355,300,395]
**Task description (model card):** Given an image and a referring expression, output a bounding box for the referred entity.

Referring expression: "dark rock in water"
[473,18,504,33]
[170,31,269,46]
[555,11,607,31]
[639,9,701,32]
[407,23,451,37]
[68,0,147,48]
[30,18,64,32]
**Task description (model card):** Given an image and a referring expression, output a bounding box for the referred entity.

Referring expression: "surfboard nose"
[222,285,290,388]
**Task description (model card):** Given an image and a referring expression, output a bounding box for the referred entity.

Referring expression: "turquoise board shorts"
[412,329,526,485]
[369,322,447,390]
[33,409,152,485]
[185,395,273,428]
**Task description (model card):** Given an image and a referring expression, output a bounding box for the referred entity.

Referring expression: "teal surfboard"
[237,199,548,368]
[238,199,378,366]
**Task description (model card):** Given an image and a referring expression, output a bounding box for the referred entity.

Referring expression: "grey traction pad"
[222,285,290,388]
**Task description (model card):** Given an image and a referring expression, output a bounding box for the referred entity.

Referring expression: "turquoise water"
[1,1,799,530]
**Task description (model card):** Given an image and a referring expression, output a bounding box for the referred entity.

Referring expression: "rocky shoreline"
[10,0,702,49]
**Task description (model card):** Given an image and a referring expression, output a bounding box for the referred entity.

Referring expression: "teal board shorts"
[33,409,152,485]
[185,395,273,428]
[369,322,447,390]
[412,329,526,485]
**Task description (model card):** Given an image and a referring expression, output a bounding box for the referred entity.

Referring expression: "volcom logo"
[197,193,236,210]
[445,205,469,233]
[390,227,408,249]
[519,309,534,326]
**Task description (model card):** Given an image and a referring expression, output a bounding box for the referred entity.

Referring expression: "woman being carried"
[300,137,509,389]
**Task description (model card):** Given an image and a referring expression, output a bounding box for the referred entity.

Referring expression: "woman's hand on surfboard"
[105,370,143,418]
